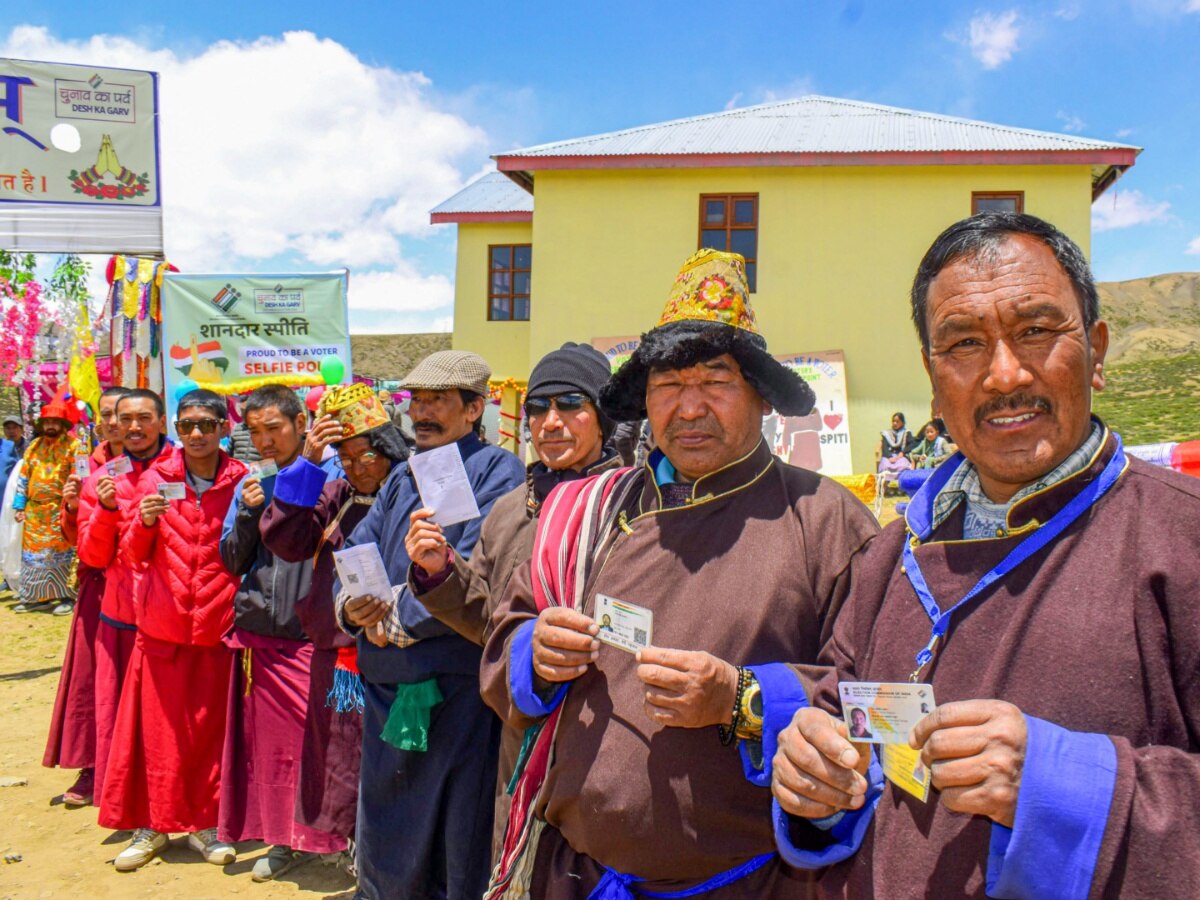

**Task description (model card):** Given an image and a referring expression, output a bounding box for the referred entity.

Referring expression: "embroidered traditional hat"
[599,249,815,422]
[319,383,391,440]
[39,387,81,426]
[400,350,491,396]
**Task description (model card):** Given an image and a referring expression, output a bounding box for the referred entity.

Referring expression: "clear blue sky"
[3,1,1198,330]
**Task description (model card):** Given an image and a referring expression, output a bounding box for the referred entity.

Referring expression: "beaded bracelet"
[717,666,749,746]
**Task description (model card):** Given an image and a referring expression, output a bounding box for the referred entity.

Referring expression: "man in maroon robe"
[772,212,1200,898]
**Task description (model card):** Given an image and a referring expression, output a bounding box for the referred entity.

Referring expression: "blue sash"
[589,852,775,899]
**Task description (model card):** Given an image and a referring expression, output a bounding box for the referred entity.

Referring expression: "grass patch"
[1093,351,1200,444]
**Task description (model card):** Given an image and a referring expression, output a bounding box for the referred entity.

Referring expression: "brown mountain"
[1098,272,1200,364]
[350,332,451,381]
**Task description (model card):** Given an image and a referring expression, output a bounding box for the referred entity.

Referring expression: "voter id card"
[156,482,187,501]
[249,460,278,479]
[105,456,133,477]
[594,594,653,654]
[74,455,91,479]
[838,681,936,745]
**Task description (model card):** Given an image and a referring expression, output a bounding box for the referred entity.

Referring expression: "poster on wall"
[591,335,641,373]
[161,272,352,422]
[0,57,162,253]
[764,350,853,476]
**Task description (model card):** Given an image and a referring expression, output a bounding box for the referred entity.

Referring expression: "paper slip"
[249,460,278,479]
[838,682,936,745]
[156,482,187,501]
[105,456,133,477]
[407,443,481,527]
[881,742,932,802]
[74,455,91,479]
[332,543,394,600]
[594,593,653,654]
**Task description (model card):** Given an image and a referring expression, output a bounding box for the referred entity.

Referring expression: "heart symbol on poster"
[823,414,843,430]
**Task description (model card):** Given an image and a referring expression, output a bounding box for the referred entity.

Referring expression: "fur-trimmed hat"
[599,249,815,422]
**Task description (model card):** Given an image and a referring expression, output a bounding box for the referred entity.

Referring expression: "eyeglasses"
[174,418,223,435]
[338,450,381,469]
[523,393,589,418]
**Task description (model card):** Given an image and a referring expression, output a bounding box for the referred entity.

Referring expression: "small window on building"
[699,194,758,291]
[972,192,1024,215]
[488,244,531,321]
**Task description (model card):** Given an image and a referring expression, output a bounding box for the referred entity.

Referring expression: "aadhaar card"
[249,460,278,479]
[74,455,91,479]
[838,681,936,745]
[105,456,133,476]
[594,593,653,654]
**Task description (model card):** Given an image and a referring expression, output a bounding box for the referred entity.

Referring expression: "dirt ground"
[0,592,357,900]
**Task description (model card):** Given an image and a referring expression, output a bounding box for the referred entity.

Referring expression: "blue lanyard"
[901,435,1126,678]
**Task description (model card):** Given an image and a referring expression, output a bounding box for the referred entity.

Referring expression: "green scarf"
[380,678,443,752]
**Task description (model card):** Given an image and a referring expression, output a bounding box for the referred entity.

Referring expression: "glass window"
[487,244,532,321]
[971,192,1024,215]
[698,193,759,292]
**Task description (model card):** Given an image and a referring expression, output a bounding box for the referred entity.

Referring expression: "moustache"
[974,393,1052,426]
[413,421,444,433]
[663,417,723,442]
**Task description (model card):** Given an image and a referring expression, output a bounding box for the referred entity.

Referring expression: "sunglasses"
[338,450,381,469]
[174,418,223,435]
[523,393,589,418]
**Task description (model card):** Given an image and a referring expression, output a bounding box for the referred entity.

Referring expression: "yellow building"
[431,96,1138,473]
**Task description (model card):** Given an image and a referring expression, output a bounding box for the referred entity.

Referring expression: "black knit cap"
[526,342,612,405]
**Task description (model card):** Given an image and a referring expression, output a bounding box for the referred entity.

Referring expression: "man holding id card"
[772,213,1200,899]
[481,250,878,898]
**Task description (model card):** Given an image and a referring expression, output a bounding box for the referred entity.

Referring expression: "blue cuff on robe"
[775,753,884,869]
[986,715,1117,900]
[509,619,568,718]
[274,457,327,508]
[740,663,809,786]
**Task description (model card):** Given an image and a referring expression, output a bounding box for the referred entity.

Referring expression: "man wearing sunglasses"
[216,384,346,882]
[480,250,879,898]
[405,341,619,858]
[100,389,247,873]
[332,350,524,900]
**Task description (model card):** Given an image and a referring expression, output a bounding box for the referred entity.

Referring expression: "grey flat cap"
[400,350,491,396]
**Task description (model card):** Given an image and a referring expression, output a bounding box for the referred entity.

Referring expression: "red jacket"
[121,450,246,647]
[77,441,177,624]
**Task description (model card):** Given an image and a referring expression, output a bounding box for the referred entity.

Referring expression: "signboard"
[764,350,853,476]
[161,272,351,414]
[591,335,641,372]
[0,57,161,253]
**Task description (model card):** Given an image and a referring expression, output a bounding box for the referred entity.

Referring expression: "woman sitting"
[876,412,913,485]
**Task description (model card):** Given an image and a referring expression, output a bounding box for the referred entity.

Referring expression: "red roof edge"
[496,148,1139,172]
[429,211,533,225]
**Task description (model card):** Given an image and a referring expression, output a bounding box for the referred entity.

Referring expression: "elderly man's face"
[645,353,770,481]
[407,389,482,451]
[528,395,605,472]
[922,234,1108,503]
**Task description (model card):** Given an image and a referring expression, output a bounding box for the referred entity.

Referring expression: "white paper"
[332,542,394,600]
[407,443,481,527]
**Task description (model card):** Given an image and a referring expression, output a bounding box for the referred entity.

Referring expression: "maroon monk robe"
[259,472,373,840]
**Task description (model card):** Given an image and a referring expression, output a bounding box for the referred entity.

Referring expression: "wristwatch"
[735,676,763,740]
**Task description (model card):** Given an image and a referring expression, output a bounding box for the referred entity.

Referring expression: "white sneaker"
[187,827,236,865]
[114,828,167,871]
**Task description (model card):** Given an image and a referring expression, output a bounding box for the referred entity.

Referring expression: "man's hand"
[910,699,1027,829]
[241,476,265,509]
[96,474,118,511]
[139,494,169,527]
[344,593,391,629]
[405,509,449,577]
[635,647,738,728]
[13,510,24,523]
[365,621,389,648]
[532,607,598,685]
[304,415,344,465]
[773,707,871,819]
[62,474,82,512]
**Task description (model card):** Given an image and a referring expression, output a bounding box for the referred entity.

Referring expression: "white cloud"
[967,10,1021,69]
[1,25,487,332]
[1186,0,1200,12]
[1185,236,1200,255]
[724,92,744,111]
[1054,4,1081,19]
[1091,190,1172,232]
[1116,127,1134,138]
[1056,111,1087,133]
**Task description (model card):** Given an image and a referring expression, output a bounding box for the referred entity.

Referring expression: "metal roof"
[497,96,1140,159]
[429,171,533,219]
